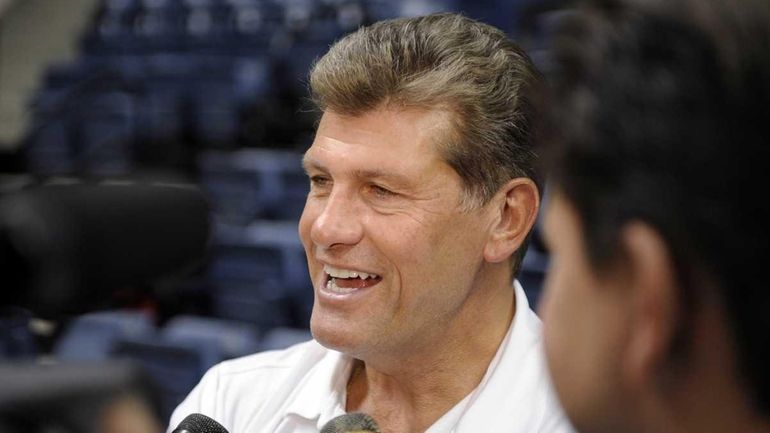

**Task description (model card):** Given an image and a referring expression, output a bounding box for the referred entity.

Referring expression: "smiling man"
[169,13,571,433]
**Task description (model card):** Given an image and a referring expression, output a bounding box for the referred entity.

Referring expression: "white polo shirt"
[168,282,574,433]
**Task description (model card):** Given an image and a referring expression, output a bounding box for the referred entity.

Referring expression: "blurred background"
[0,0,565,431]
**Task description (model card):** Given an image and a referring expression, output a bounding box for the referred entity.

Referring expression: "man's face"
[299,106,495,359]
[539,192,633,433]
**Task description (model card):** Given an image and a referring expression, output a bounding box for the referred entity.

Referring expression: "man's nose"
[310,190,364,250]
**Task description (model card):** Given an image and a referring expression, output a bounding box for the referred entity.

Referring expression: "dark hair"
[545,0,770,415]
[310,12,543,277]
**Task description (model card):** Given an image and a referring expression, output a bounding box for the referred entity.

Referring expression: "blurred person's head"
[539,1,770,432]
[100,393,163,433]
[300,13,542,361]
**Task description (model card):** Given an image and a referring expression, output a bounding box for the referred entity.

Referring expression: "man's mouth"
[323,264,382,294]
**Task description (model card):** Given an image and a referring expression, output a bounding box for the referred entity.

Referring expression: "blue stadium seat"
[258,151,308,220]
[111,334,218,419]
[134,91,184,148]
[268,167,309,220]
[398,0,458,17]
[207,219,311,328]
[190,87,239,147]
[206,239,294,328]
[162,314,261,359]
[257,326,313,352]
[362,0,400,21]
[229,0,284,42]
[104,0,141,13]
[458,0,514,33]
[54,310,155,362]
[232,57,272,105]
[202,169,267,224]
[272,240,313,327]
[199,149,306,223]
[210,280,295,329]
[76,92,137,176]
[208,241,284,282]
[0,307,38,360]
[213,219,305,267]
[275,40,327,92]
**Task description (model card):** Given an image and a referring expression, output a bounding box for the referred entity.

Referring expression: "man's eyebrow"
[301,157,413,187]
[354,169,412,187]
[301,156,326,173]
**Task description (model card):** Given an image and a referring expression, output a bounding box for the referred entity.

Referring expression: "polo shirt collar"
[284,346,353,427]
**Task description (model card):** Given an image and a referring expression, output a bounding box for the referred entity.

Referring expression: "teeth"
[324,264,379,280]
[326,278,358,294]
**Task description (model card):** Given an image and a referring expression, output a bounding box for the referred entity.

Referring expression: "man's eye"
[370,184,395,198]
[309,176,331,188]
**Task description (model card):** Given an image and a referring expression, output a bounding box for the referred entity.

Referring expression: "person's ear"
[483,178,539,263]
[618,222,680,390]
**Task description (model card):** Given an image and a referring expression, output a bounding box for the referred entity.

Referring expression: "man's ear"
[483,178,539,263]
[619,222,681,390]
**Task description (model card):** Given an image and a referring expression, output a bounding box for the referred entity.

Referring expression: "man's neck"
[636,303,770,433]
[639,381,770,433]
[345,279,516,433]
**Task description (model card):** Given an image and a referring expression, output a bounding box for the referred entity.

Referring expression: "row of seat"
[52,310,311,418]
[23,0,539,178]
[82,0,468,59]
[90,0,356,39]
[25,54,301,177]
[201,149,309,222]
[206,219,313,327]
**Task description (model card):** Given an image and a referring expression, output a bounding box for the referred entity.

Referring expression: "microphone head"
[320,412,381,433]
[173,413,228,433]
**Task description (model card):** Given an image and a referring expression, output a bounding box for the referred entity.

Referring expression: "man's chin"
[310,316,369,356]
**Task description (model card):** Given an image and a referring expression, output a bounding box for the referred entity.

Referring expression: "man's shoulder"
[168,338,337,432]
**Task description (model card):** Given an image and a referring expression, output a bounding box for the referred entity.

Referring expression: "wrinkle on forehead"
[316,106,455,152]
[307,108,450,172]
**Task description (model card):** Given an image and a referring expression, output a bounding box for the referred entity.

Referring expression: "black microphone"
[320,412,381,433]
[172,413,228,433]
[0,182,210,316]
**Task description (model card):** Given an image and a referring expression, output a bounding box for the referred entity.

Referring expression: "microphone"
[171,413,228,433]
[0,182,210,316]
[321,412,381,433]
